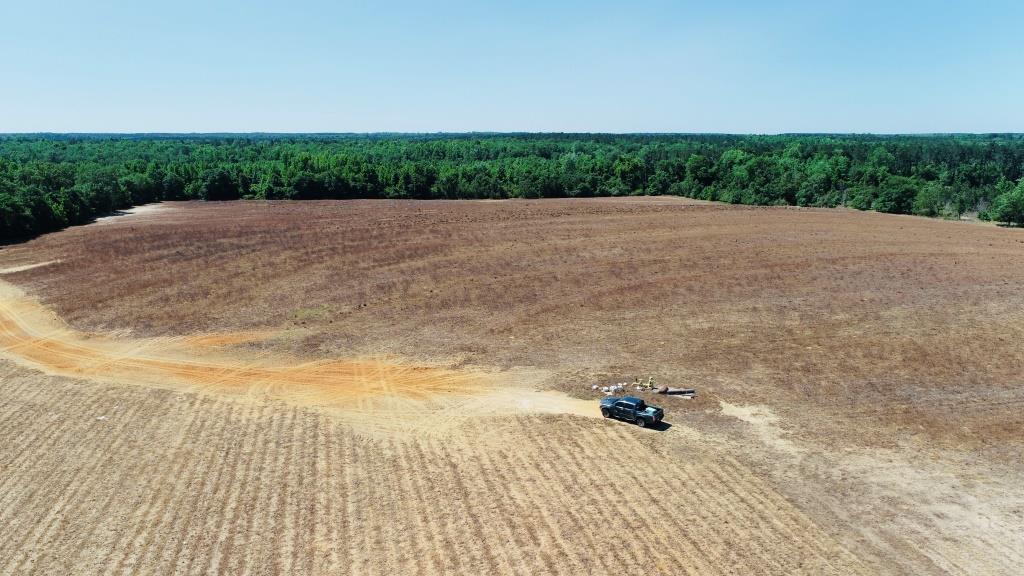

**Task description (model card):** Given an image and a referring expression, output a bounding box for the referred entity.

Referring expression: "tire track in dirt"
[885,505,1024,576]
[0,342,876,575]
[0,279,475,399]
[0,278,594,438]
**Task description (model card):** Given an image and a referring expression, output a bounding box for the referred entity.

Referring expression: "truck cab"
[600,396,664,427]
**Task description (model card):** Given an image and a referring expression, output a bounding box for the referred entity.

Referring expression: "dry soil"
[1,198,1022,575]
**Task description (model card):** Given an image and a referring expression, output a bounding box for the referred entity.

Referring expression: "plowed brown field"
[1,198,1022,575]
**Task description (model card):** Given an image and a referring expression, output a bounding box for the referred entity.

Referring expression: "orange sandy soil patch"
[1,197,1023,575]
[0,279,591,437]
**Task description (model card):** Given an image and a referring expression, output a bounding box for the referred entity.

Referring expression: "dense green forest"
[2,133,1024,240]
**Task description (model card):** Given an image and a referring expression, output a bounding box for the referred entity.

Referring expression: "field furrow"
[186,402,265,576]
[3,395,150,574]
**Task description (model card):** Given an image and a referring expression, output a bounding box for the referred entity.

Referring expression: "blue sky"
[1,0,1021,133]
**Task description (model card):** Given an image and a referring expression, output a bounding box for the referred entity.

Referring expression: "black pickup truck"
[600,396,664,427]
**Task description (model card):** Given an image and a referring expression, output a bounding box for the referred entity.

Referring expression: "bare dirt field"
[1,197,1022,575]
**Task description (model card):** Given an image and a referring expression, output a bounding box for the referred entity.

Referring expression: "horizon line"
[3,131,1023,137]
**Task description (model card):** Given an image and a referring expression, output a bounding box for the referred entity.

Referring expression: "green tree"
[162,172,186,200]
[912,182,947,217]
[872,176,918,214]
[201,168,239,201]
[3,134,1024,238]
[989,179,1024,225]
[613,154,645,193]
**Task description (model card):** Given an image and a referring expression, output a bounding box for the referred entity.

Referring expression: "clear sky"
[2,0,1021,133]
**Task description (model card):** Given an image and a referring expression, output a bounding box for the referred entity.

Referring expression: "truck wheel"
[636,418,646,428]
[601,408,610,418]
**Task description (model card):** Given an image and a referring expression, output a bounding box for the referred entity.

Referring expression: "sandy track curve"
[0,278,591,433]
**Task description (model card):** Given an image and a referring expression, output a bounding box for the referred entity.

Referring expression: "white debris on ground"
[591,377,659,396]
[587,376,696,398]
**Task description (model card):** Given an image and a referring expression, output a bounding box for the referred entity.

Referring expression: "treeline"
[2,133,1024,240]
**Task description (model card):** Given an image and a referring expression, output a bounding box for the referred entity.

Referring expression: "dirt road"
[0,277,596,437]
